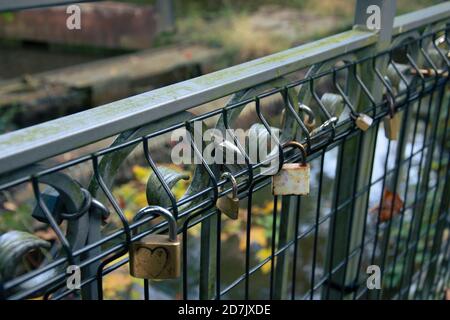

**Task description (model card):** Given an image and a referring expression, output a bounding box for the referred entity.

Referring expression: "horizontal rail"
[0,30,376,175]
[0,3,449,176]
[392,2,450,35]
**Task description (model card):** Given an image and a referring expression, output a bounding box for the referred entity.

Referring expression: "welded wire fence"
[0,3,449,301]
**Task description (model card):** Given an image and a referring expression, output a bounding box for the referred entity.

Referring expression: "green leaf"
[0,12,15,23]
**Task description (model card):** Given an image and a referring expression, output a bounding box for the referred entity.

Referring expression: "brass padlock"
[355,113,373,131]
[272,141,310,196]
[383,94,400,140]
[129,206,180,280]
[216,172,239,220]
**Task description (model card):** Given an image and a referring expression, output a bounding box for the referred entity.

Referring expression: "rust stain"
[272,163,310,196]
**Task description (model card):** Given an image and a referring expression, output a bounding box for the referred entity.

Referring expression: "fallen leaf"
[239,226,268,251]
[132,165,151,183]
[183,50,193,60]
[370,189,404,222]
[3,201,17,211]
[135,192,148,208]
[256,248,273,274]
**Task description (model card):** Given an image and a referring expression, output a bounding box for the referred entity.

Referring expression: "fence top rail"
[0,3,449,176]
[392,2,450,35]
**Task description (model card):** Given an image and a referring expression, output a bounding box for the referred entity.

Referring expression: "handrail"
[392,2,450,35]
[0,3,449,175]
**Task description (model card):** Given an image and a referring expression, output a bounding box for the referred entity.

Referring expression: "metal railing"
[0,1,449,300]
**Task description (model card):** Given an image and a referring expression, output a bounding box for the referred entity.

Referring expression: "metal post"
[156,0,176,33]
[322,0,397,299]
[273,197,298,299]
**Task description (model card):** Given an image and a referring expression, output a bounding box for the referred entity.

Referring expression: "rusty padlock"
[383,93,400,140]
[216,172,239,220]
[272,141,310,196]
[129,206,180,280]
[355,113,374,131]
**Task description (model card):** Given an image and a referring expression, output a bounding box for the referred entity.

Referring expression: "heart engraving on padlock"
[136,246,169,278]
[129,206,180,280]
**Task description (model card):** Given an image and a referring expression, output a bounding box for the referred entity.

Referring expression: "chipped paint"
[272,163,310,196]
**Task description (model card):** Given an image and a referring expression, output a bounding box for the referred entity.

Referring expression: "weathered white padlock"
[216,172,239,220]
[383,93,400,140]
[272,141,310,196]
[355,113,374,131]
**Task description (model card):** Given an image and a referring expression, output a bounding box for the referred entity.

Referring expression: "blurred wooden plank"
[0,2,157,50]
[0,45,223,128]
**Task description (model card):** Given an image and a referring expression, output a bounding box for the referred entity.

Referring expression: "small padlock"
[216,172,239,220]
[355,113,373,131]
[411,67,448,78]
[272,141,310,196]
[383,93,400,140]
[129,206,180,280]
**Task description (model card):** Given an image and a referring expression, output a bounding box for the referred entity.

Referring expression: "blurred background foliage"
[133,0,443,62]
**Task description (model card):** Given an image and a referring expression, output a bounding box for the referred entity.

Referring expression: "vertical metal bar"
[255,94,290,300]
[184,121,219,300]
[182,220,189,299]
[403,86,440,300]
[375,52,421,299]
[339,131,364,299]
[413,80,448,299]
[322,0,397,299]
[269,196,279,299]
[156,0,175,33]
[273,196,297,299]
[401,84,439,298]
[323,138,346,300]
[396,91,428,297]
[144,280,150,300]
[387,54,420,291]
[422,94,450,297]
[244,184,255,299]
[215,209,222,300]
[352,120,380,300]
[386,46,426,297]
[91,155,132,301]
[291,196,302,299]
[367,124,391,299]
[310,151,325,300]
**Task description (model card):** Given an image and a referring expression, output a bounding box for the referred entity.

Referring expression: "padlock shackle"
[133,206,178,242]
[298,103,316,127]
[312,116,338,135]
[220,172,238,199]
[282,141,307,165]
